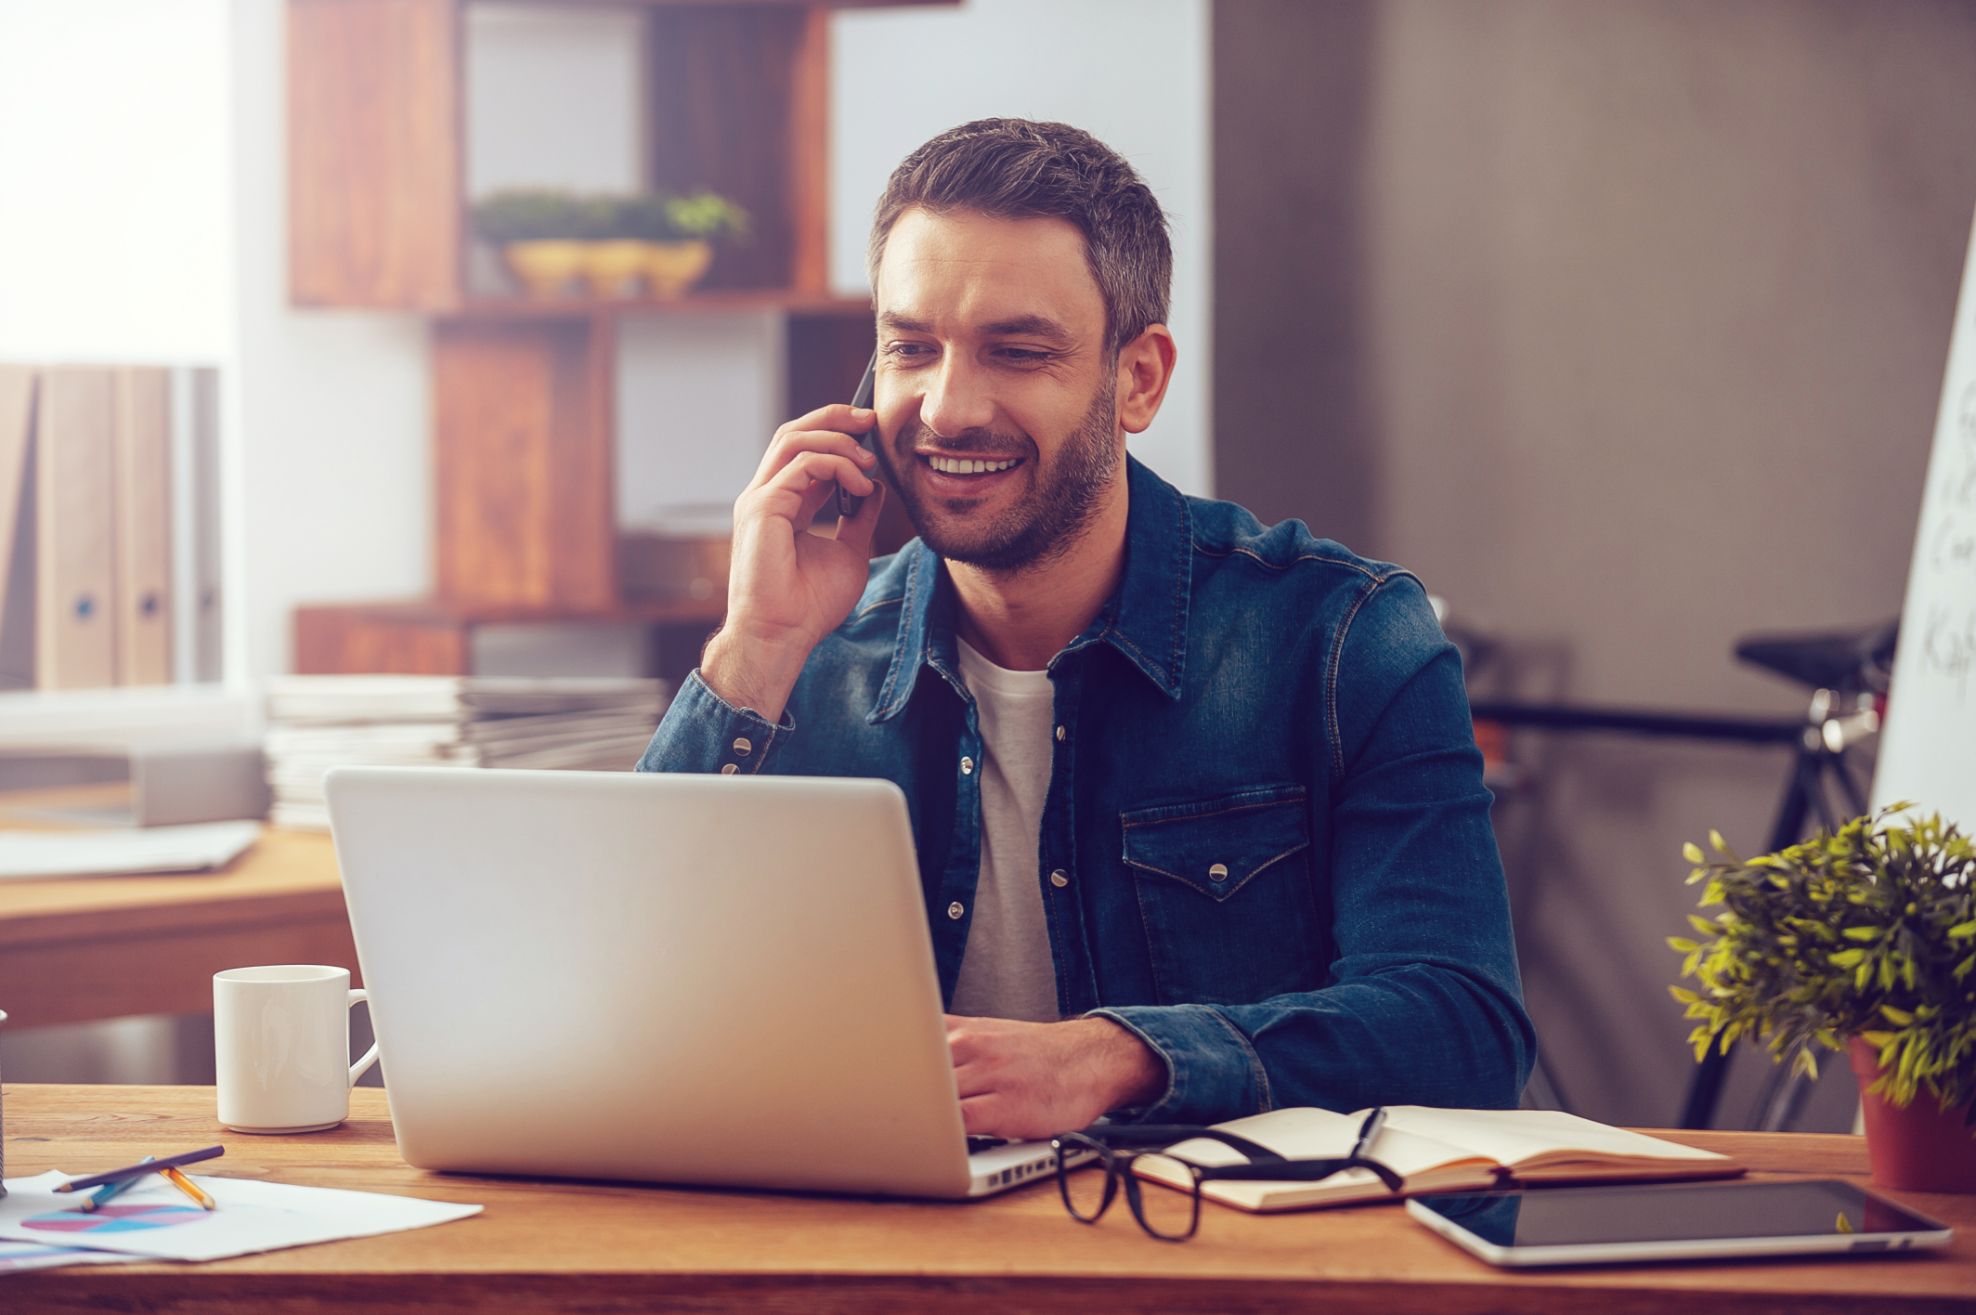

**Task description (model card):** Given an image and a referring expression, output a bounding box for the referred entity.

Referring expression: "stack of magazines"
[263,675,669,830]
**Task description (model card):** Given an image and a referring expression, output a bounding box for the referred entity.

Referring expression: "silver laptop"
[324,765,1072,1199]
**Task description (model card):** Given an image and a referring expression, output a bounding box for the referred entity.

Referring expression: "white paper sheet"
[0,822,261,879]
[0,1171,481,1262]
[0,1236,142,1275]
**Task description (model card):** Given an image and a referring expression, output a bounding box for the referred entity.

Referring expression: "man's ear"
[1114,325,1177,435]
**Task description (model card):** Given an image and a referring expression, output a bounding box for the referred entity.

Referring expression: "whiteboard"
[1873,206,1976,827]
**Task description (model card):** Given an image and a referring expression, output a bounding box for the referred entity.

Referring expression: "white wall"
[0,0,432,686]
[830,0,1214,496]
[0,1,235,362]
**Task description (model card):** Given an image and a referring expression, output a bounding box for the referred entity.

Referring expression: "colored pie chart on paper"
[24,1203,209,1234]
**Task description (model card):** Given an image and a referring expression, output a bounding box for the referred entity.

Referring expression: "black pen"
[1350,1107,1387,1160]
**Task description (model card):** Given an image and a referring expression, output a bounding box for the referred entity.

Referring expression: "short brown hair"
[867,119,1172,355]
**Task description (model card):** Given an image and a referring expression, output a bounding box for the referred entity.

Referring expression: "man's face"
[870,208,1122,573]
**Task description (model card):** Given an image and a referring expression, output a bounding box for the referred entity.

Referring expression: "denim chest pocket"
[1120,785,1322,1007]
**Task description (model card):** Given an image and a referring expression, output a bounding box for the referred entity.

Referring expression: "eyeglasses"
[1049,1123,1404,1242]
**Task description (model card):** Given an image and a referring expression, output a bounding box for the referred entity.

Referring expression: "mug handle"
[347,988,381,1087]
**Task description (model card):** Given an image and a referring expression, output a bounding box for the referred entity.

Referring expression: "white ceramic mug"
[214,965,379,1133]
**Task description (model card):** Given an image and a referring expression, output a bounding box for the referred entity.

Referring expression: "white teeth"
[927,456,1018,475]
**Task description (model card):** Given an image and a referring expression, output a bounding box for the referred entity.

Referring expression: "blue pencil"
[79,1156,155,1213]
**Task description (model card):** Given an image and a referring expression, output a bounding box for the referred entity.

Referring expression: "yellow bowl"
[641,240,714,299]
[501,241,587,298]
[581,240,650,298]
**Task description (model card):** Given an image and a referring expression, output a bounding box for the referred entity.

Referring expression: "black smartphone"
[834,348,881,519]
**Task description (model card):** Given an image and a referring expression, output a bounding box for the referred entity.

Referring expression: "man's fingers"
[951,1061,993,1100]
[774,403,877,446]
[751,428,873,487]
[747,452,874,521]
[756,415,877,484]
[958,1094,1003,1136]
[835,480,886,552]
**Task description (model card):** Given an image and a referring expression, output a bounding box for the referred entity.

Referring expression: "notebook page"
[1161,1107,1479,1177]
[1383,1107,1729,1170]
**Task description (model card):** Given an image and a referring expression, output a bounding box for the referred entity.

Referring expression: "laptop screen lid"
[325,766,974,1198]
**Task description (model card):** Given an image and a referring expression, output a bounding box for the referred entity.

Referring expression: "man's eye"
[999,349,1053,363]
[882,342,931,359]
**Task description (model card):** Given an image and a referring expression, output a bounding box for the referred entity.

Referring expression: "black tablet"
[1406,1179,1953,1268]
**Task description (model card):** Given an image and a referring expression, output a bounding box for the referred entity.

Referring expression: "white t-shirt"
[949,637,1061,1022]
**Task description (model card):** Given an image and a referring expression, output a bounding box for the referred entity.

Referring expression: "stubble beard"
[883,379,1123,576]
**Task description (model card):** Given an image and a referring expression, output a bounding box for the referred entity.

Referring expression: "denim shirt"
[636,456,1536,1123]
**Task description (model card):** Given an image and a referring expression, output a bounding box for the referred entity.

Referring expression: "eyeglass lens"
[1055,1135,1120,1223]
[1121,1154,1203,1240]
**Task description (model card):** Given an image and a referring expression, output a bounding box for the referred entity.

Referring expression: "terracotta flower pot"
[1848,1036,1976,1193]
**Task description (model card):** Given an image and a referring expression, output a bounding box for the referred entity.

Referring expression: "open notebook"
[1134,1106,1743,1212]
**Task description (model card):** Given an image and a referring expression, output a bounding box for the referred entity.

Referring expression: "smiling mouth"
[918,454,1025,477]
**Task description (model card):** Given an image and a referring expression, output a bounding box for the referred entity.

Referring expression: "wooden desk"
[0,822,356,1029]
[3,1086,1970,1313]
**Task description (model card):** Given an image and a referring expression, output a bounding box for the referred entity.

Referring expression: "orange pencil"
[160,1165,217,1211]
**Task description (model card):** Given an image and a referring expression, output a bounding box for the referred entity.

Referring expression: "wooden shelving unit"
[285,0,942,676]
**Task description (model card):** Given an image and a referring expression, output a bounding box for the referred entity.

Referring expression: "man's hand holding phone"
[701,402,885,722]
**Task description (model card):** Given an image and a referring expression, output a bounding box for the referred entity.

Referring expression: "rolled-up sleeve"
[1092,574,1536,1123]
[634,670,796,776]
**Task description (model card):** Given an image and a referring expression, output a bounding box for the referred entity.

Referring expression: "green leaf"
[1688,914,1719,937]
[1841,926,1882,942]
[1668,937,1701,954]
[1683,841,1705,865]
[1828,948,1868,969]
[1880,1005,1915,1026]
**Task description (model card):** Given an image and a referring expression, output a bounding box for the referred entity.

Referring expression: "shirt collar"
[867,455,1192,723]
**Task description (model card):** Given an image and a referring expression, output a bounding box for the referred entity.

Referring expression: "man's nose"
[917,355,996,440]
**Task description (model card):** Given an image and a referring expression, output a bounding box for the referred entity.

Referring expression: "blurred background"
[1,0,1974,1135]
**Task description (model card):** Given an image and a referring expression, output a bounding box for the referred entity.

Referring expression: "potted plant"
[578,194,647,298]
[472,188,590,297]
[1670,805,1976,1192]
[617,189,750,299]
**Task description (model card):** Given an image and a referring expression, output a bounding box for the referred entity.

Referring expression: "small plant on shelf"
[472,188,590,297]
[1669,804,1976,1191]
[654,190,751,243]
[615,190,750,299]
[471,188,752,300]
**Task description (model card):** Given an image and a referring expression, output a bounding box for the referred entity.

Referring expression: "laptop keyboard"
[966,1136,1012,1155]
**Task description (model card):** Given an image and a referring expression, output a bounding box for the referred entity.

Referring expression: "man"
[638,119,1535,1140]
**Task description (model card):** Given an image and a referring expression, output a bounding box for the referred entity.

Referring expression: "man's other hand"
[946,1014,1167,1140]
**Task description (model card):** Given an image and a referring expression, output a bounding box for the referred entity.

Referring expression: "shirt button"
[947,901,965,920]
[960,756,975,775]
[1208,862,1229,883]
[1054,725,1066,742]
[731,736,753,757]
[1049,869,1069,888]
[719,763,739,776]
